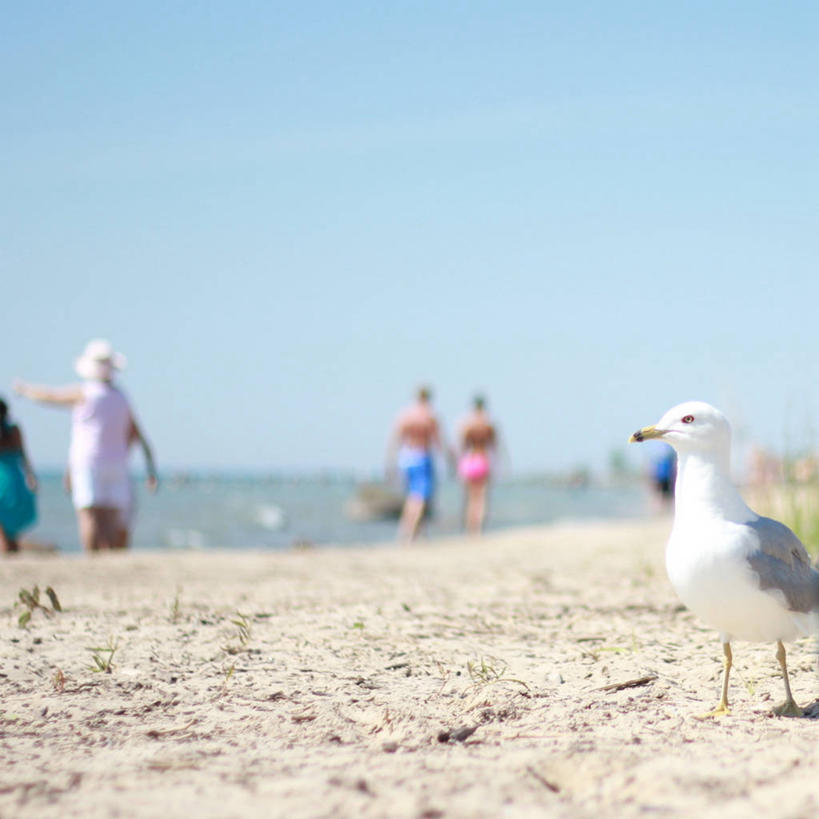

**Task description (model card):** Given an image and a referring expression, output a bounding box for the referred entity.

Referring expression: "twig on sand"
[145,719,198,739]
[437,725,478,743]
[526,766,560,793]
[597,674,658,692]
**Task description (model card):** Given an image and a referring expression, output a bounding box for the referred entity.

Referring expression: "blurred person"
[15,339,157,551]
[650,444,677,510]
[457,395,498,535]
[386,386,451,542]
[0,398,38,553]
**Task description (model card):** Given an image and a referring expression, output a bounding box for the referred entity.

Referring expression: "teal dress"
[0,431,37,537]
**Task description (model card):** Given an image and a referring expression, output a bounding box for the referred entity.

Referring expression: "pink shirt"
[69,381,132,469]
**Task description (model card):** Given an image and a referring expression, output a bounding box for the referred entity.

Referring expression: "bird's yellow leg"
[772,640,804,718]
[696,642,732,719]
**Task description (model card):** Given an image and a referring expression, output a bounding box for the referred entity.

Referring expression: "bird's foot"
[772,698,804,718]
[694,702,731,720]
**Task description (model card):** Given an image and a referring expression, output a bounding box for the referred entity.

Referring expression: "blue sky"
[3,2,818,473]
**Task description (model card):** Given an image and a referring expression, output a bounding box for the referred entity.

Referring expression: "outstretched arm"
[128,419,158,491]
[14,380,83,407]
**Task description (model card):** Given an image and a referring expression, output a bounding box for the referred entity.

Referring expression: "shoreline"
[3,515,819,818]
[18,510,658,554]
[20,477,649,554]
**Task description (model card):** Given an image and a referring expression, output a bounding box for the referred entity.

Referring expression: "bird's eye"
[682,415,695,424]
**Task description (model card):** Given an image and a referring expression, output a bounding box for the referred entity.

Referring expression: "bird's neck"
[674,448,753,524]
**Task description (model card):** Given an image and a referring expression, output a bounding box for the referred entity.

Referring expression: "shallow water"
[24,472,650,553]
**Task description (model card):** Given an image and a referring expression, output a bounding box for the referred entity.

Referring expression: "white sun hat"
[74,339,127,381]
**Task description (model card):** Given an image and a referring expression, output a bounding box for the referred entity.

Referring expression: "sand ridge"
[2,517,819,818]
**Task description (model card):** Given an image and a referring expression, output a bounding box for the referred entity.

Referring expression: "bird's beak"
[628,425,665,443]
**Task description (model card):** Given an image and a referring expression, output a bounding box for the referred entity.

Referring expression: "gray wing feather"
[744,516,819,613]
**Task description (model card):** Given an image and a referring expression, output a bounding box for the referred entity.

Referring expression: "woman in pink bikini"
[457,395,497,535]
[15,339,157,551]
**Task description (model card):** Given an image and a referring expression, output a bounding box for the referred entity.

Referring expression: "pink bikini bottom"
[458,452,490,483]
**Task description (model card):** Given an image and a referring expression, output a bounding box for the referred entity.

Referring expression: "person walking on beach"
[0,398,38,553]
[650,444,677,510]
[15,339,158,551]
[387,386,451,542]
[457,395,498,535]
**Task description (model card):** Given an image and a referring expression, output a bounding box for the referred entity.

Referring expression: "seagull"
[629,401,819,717]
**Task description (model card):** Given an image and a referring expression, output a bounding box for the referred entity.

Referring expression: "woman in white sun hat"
[15,339,157,551]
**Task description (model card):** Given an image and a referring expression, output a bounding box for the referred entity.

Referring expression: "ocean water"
[24,473,650,554]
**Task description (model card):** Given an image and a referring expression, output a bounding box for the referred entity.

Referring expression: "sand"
[2,516,819,818]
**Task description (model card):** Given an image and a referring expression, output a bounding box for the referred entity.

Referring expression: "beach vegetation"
[780,480,819,557]
[752,478,819,558]
[466,657,529,691]
[45,586,62,611]
[751,415,819,556]
[733,665,757,698]
[220,662,236,696]
[433,661,451,694]
[88,637,118,673]
[223,612,251,654]
[15,585,62,627]
[170,587,182,623]
[597,645,628,654]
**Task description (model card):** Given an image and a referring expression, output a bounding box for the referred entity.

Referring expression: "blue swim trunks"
[398,447,435,501]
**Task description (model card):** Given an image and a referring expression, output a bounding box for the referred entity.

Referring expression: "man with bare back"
[386,386,450,541]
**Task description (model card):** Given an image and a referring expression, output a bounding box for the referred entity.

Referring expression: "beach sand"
[2,516,819,818]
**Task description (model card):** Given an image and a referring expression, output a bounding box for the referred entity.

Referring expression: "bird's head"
[629,401,731,455]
